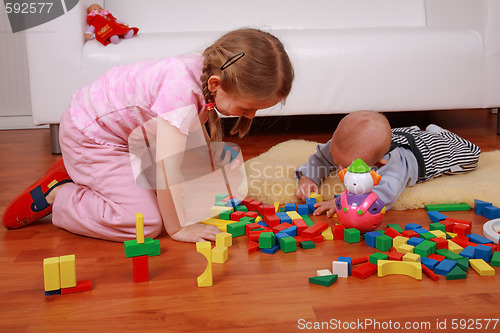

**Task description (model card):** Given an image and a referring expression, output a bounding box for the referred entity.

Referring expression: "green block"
[235,205,248,212]
[490,251,500,267]
[387,224,403,233]
[419,232,436,241]
[259,232,276,249]
[124,238,160,258]
[309,274,338,287]
[215,193,229,202]
[414,240,436,257]
[218,210,232,220]
[239,216,255,224]
[344,228,361,243]
[436,249,463,261]
[301,215,314,227]
[375,235,393,252]
[227,221,247,237]
[429,223,446,232]
[280,236,297,253]
[369,252,389,264]
[446,266,467,280]
[424,203,470,212]
[455,257,469,272]
[300,240,316,249]
[280,207,285,212]
[214,201,227,207]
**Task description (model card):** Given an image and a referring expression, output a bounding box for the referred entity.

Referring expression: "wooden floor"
[1,109,499,332]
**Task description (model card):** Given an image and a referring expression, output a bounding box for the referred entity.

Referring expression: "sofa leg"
[497,109,500,135]
[50,124,62,155]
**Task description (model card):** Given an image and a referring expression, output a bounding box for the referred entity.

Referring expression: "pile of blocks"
[195,232,233,287]
[43,254,92,295]
[202,193,335,256]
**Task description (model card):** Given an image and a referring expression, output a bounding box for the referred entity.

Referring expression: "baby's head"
[330,111,392,169]
[87,4,103,14]
[202,28,294,141]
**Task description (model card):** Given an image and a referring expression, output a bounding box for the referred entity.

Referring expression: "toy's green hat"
[347,159,370,174]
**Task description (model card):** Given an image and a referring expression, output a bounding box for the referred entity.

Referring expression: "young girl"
[3,28,294,243]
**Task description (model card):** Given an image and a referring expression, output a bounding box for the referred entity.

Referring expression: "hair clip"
[220,52,245,71]
[206,103,216,111]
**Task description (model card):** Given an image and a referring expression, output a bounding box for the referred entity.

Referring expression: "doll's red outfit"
[87,11,138,46]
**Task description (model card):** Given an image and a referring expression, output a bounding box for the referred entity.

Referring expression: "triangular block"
[309,274,338,287]
[446,266,467,280]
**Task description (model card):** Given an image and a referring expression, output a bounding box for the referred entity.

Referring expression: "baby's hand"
[296,176,318,201]
[312,199,337,217]
[170,223,220,243]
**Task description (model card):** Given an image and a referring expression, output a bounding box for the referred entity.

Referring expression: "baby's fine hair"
[201,28,294,141]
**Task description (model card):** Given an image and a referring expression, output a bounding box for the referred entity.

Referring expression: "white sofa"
[25,0,500,153]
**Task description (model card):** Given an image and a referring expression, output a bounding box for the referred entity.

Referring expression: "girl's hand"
[312,199,337,217]
[296,176,318,201]
[170,223,220,243]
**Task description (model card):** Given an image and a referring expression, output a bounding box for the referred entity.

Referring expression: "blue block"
[221,143,239,163]
[257,221,269,227]
[305,197,317,214]
[434,259,458,276]
[365,231,381,248]
[421,256,439,270]
[275,212,292,224]
[475,244,493,262]
[413,227,429,234]
[297,204,309,215]
[261,245,279,254]
[284,203,296,211]
[226,198,242,208]
[459,246,476,259]
[427,211,448,223]
[467,233,494,245]
[45,289,61,296]
[338,256,352,275]
[282,225,297,237]
[275,232,289,248]
[483,206,500,219]
[474,199,492,216]
[408,237,424,247]
[404,223,422,231]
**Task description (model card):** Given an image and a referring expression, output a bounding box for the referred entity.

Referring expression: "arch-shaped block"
[377,260,422,280]
[196,242,213,287]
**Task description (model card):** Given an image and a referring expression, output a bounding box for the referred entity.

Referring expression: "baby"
[295,111,480,215]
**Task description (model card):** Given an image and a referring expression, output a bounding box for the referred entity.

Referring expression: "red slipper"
[2,159,72,229]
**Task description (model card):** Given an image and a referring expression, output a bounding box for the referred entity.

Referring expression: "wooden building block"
[60,279,92,294]
[317,269,333,276]
[43,257,61,292]
[212,246,228,264]
[321,226,334,240]
[469,259,495,276]
[216,232,232,247]
[402,252,421,262]
[59,254,76,289]
[332,261,349,278]
[309,192,323,202]
[196,242,213,287]
[309,274,337,287]
[135,212,145,244]
[352,262,378,279]
[133,255,149,283]
[377,260,422,280]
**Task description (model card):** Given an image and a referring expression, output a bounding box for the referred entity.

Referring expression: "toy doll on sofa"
[84,3,139,46]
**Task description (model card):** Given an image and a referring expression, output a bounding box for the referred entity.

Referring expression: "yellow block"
[209,206,234,218]
[196,242,213,287]
[395,243,414,254]
[274,202,280,213]
[377,260,422,280]
[59,255,77,289]
[135,212,144,244]
[447,232,458,238]
[430,230,447,239]
[321,227,334,240]
[216,232,232,247]
[469,259,495,276]
[393,236,409,248]
[286,211,302,220]
[255,216,263,223]
[43,257,61,291]
[310,192,323,202]
[212,246,228,264]
[201,218,236,232]
[402,252,421,262]
[448,240,464,254]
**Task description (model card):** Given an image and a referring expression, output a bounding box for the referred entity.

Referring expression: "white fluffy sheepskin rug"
[243,140,500,210]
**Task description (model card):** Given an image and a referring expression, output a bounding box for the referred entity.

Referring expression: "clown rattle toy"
[335,159,386,233]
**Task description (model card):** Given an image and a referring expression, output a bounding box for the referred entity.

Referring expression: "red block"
[446,218,471,227]
[263,214,280,228]
[302,222,329,238]
[352,262,377,279]
[246,223,262,236]
[422,264,439,281]
[247,200,262,211]
[452,223,471,236]
[273,223,293,234]
[401,230,419,238]
[451,235,476,248]
[133,255,149,283]
[292,219,308,235]
[351,256,368,265]
[245,211,259,219]
[440,219,456,232]
[385,227,402,238]
[430,237,448,250]
[60,279,92,294]
[249,230,268,242]
[333,225,345,240]
[230,211,246,221]
[259,204,275,216]
[241,198,253,208]
[388,251,404,261]
[428,254,446,262]
[248,240,260,254]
